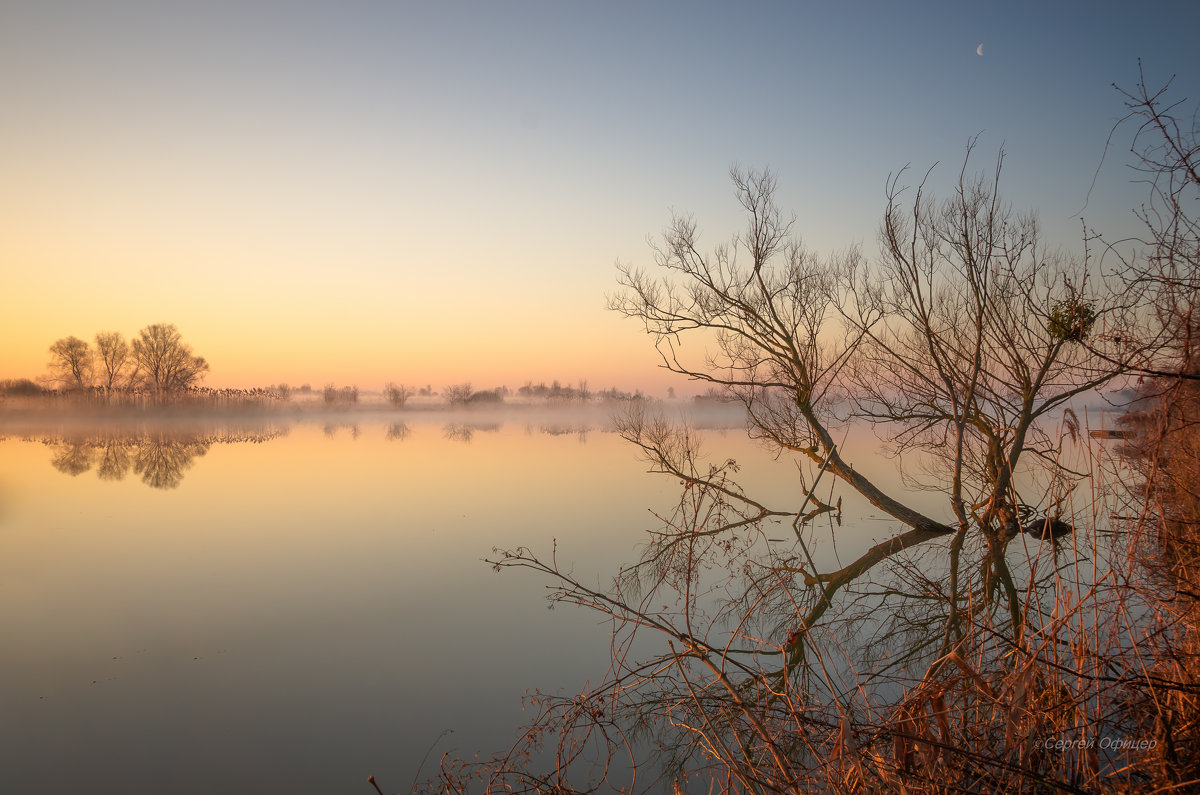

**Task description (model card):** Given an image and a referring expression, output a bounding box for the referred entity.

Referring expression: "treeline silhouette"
[361,380,649,408]
[9,320,661,411]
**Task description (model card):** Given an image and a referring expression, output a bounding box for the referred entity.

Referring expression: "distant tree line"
[373,379,649,409]
[27,323,657,410]
[515,379,644,401]
[516,379,585,400]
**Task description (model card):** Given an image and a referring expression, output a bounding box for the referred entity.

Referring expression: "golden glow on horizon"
[4,3,1173,396]
[0,135,675,392]
[0,157,671,392]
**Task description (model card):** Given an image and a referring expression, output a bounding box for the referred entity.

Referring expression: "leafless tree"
[610,167,948,533]
[384,381,414,408]
[419,88,1195,795]
[443,382,473,406]
[612,158,1146,539]
[130,323,209,391]
[94,331,134,390]
[844,142,1147,535]
[1112,61,1200,378]
[46,336,93,389]
[1098,65,1200,785]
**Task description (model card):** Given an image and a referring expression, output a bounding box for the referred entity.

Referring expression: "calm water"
[5,409,890,794]
[1,404,1125,793]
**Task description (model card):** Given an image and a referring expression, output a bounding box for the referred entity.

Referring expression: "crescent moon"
[977,43,984,56]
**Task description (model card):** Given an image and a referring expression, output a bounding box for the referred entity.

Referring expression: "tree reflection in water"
[529,422,590,443]
[49,439,95,476]
[442,422,500,443]
[131,434,209,489]
[413,150,1179,792]
[322,422,360,439]
[385,422,411,441]
[438,420,1141,795]
[96,435,134,481]
[41,426,288,489]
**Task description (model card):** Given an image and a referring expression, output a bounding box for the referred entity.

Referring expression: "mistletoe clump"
[1048,300,1096,343]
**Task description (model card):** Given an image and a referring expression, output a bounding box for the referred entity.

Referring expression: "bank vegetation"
[407,65,1200,794]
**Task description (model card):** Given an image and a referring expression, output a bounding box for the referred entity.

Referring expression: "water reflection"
[384,422,411,441]
[452,418,1129,794]
[28,413,743,490]
[96,437,133,481]
[322,422,361,439]
[39,426,288,489]
[442,421,500,443]
[527,422,590,443]
[1,417,718,795]
[49,438,96,477]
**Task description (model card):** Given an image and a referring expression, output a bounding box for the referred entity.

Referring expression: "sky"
[2,0,1197,394]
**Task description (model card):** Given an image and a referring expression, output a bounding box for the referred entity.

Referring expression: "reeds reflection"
[40,425,289,489]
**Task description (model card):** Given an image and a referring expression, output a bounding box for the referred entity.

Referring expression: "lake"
[0,407,857,793]
[1,404,1124,793]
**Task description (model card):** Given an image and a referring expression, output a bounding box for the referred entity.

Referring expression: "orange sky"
[0,139,682,393]
[2,3,1190,395]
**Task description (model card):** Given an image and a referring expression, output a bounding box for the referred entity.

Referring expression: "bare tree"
[94,331,134,390]
[845,142,1146,534]
[384,382,414,408]
[610,167,949,533]
[130,324,209,392]
[47,336,93,389]
[612,159,1146,539]
[1098,66,1200,786]
[1111,61,1200,377]
[419,100,1192,794]
[443,382,473,406]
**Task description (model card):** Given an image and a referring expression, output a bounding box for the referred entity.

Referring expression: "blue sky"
[2,1,1196,390]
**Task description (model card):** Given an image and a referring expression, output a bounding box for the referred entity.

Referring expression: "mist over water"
[0,405,808,794]
[0,399,1122,792]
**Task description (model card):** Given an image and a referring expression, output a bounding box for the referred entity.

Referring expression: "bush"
[466,389,504,404]
[322,384,358,405]
[0,378,43,396]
